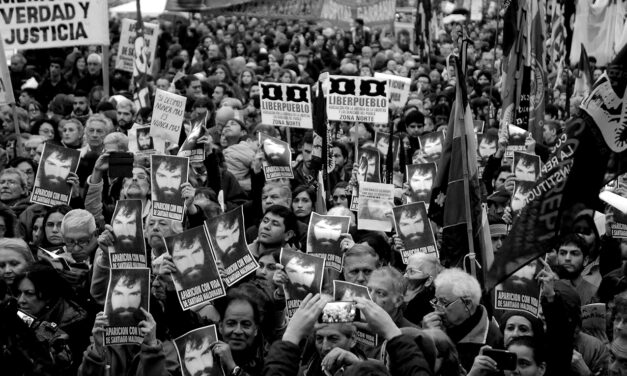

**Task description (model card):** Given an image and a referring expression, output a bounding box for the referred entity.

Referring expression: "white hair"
[115,98,136,115]
[327,206,356,226]
[407,253,443,276]
[104,132,129,152]
[62,209,96,235]
[433,268,481,305]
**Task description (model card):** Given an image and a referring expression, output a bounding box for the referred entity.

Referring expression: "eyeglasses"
[65,235,93,248]
[430,297,462,310]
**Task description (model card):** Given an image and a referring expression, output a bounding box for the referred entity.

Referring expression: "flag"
[500,0,546,144]
[312,80,330,210]
[415,0,432,54]
[132,0,152,109]
[428,54,485,271]
[485,43,627,291]
[573,44,592,97]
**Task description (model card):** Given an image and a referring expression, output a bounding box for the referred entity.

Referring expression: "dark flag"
[574,44,592,97]
[312,80,329,213]
[415,0,432,59]
[428,55,489,272]
[484,44,627,291]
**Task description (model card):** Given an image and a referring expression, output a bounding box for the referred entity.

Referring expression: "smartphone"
[108,151,134,178]
[483,349,517,371]
[319,301,359,323]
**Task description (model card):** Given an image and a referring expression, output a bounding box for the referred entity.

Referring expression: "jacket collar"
[458,305,490,344]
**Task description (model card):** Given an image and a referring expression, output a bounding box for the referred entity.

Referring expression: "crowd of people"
[0,4,626,376]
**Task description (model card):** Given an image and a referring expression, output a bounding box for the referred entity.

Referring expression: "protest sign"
[165,226,226,311]
[513,152,541,182]
[326,76,388,124]
[177,116,206,163]
[0,34,13,105]
[280,248,325,317]
[375,132,400,164]
[357,182,394,232]
[393,202,438,263]
[128,124,155,155]
[493,260,542,319]
[332,280,378,347]
[306,213,351,272]
[0,0,110,50]
[205,207,259,286]
[150,89,186,145]
[418,131,444,163]
[259,132,293,180]
[259,82,313,129]
[318,0,395,30]
[477,132,498,159]
[174,325,224,376]
[351,147,381,211]
[109,200,147,269]
[511,180,536,214]
[406,163,437,204]
[151,155,188,221]
[103,268,150,345]
[115,18,158,74]
[610,207,627,239]
[505,125,528,158]
[374,72,411,107]
[31,143,80,207]
[581,303,607,342]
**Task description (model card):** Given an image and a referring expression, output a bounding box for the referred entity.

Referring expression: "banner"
[104,268,150,345]
[0,0,110,50]
[116,18,158,74]
[374,72,411,107]
[326,76,388,124]
[259,82,313,129]
[318,0,395,30]
[205,207,259,286]
[31,143,80,207]
[306,213,351,272]
[165,226,226,310]
[151,89,186,145]
[0,34,13,105]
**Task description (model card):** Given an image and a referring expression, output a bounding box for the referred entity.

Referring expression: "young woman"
[292,185,316,225]
[0,238,34,289]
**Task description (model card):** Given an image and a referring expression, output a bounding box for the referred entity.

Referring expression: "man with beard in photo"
[171,233,212,290]
[37,147,75,192]
[419,133,443,162]
[211,213,243,268]
[262,137,289,166]
[177,329,219,376]
[513,153,539,182]
[107,270,146,326]
[357,147,380,182]
[407,164,435,203]
[137,127,153,151]
[111,201,142,254]
[153,157,184,204]
[396,204,431,249]
[554,233,598,305]
[284,254,317,300]
[308,217,343,254]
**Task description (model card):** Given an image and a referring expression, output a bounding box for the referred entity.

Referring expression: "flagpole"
[102,45,110,97]
[457,43,477,278]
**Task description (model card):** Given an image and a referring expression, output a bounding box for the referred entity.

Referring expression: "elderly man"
[82,114,114,156]
[342,244,380,286]
[0,167,30,217]
[403,253,442,325]
[422,268,503,370]
[76,53,104,93]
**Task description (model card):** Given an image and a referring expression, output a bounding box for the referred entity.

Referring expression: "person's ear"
[284,229,295,242]
[538,361,546,376]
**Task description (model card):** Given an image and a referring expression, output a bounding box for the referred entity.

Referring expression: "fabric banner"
[0,0,110,50]
[318,0,395,30]
[116,18,159,74]
[259,82,313,129]
[326,76,388,124]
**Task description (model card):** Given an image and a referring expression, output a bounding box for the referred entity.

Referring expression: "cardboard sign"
[116,18,159,74]
[326,76,388,123]
[0,0,110,50]
[374,72,411,107]
[150,89,186,145]
[259,82,313,128]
